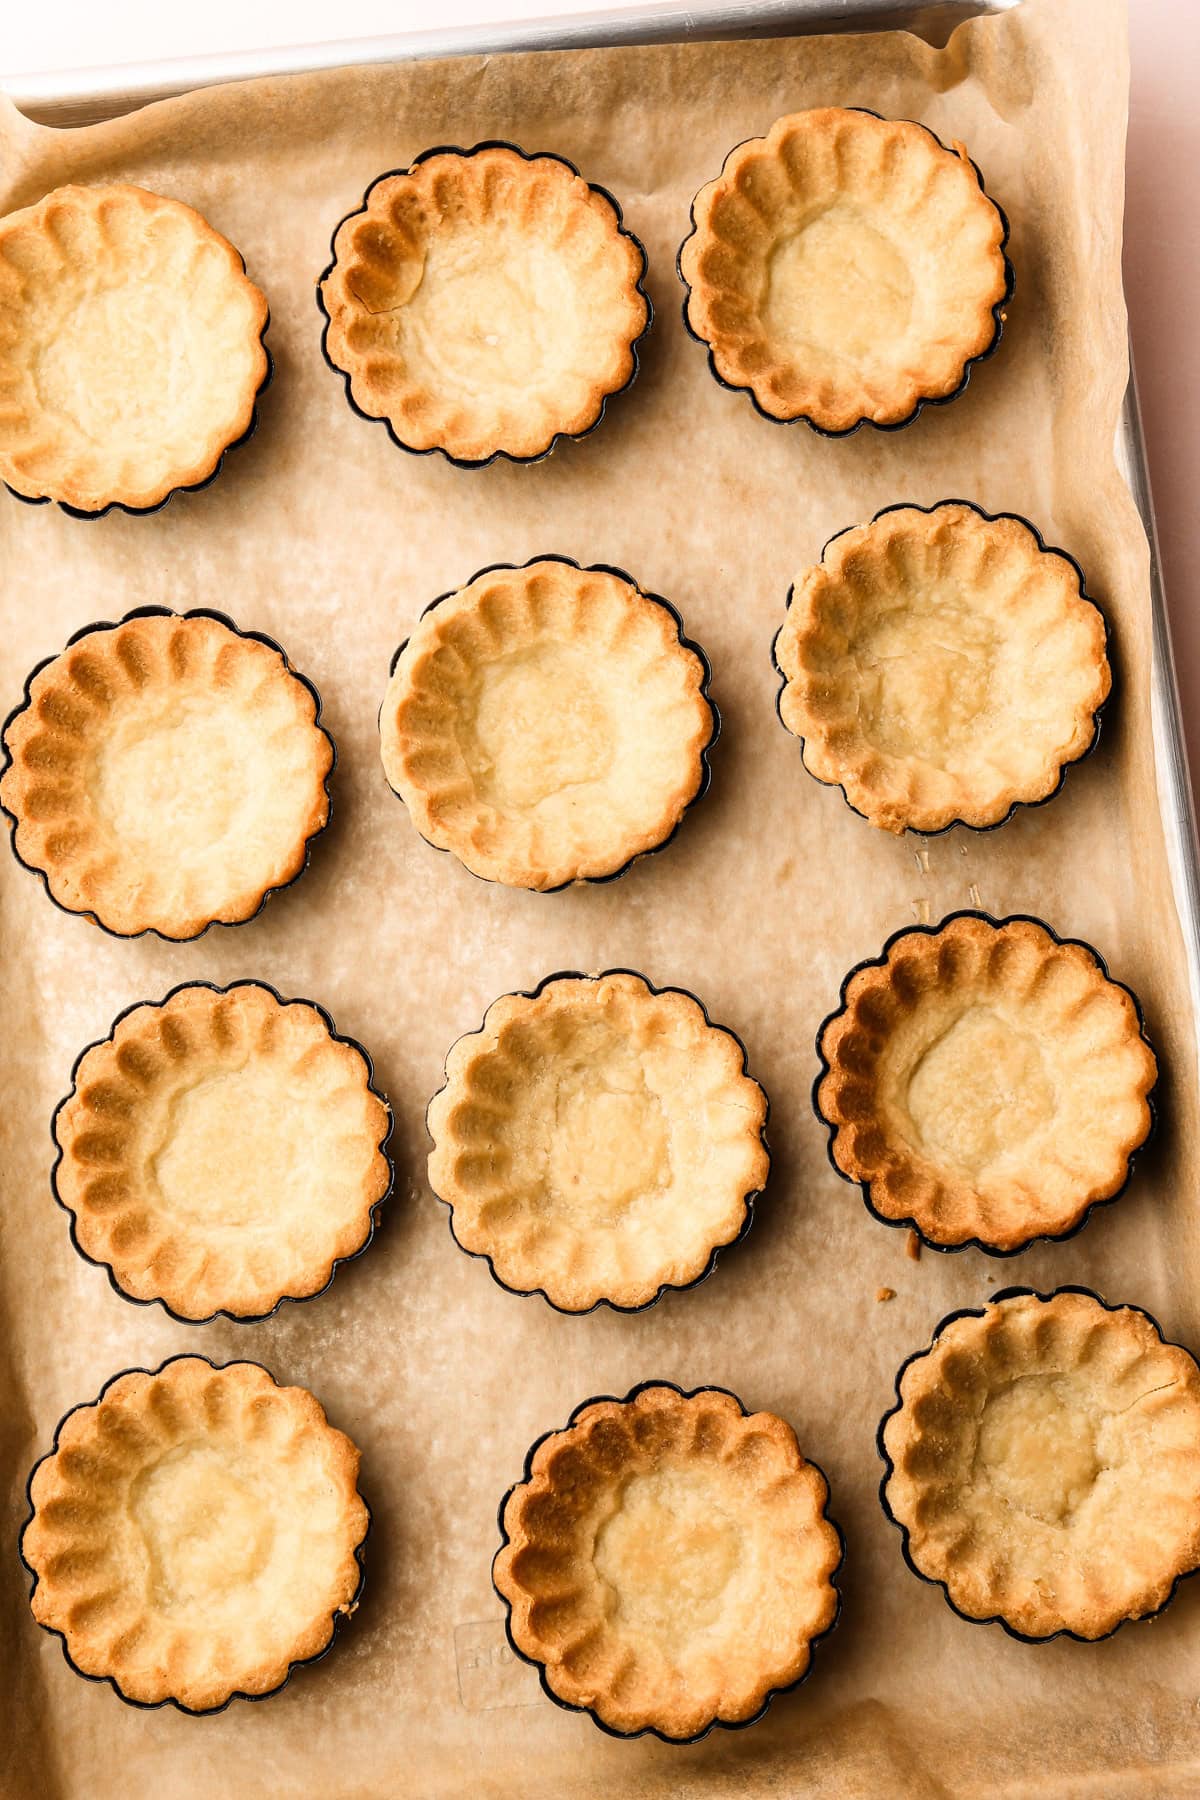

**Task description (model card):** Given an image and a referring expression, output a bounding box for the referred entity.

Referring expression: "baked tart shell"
[426,968,769,1314]
[813,910,1157,1257]
[381,555,719,892]
[20,1354,370,1713]
[677,108,1013,438]
[493,1379,844,1742]
[51,979,394,1324]
[772,500,1111,835]
[318,141,652,469]
[0,605,335,941]
[878,1287,1200,1643]
[1,183,271,518]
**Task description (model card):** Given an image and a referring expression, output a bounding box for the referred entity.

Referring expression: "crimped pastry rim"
[492,1378,845,1743]
[770,499,1112,834]
[49,979,395,1325]
[425,968,769,1315]
[18,1353,371,1715]
[876,1285,1200,1645]
[4,224,272,518]
[0,605,337,941]
[811,909,1158,1258]
[676,108,1014,439]
[316,140,653,470]
[380,554,721,893]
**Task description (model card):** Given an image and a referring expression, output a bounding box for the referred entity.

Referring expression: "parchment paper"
[4,1,1199,1792]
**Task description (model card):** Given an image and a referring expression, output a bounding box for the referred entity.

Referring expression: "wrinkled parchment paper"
[5,1,1200,1792]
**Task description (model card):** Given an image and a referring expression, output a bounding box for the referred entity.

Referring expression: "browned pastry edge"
[815,914,1156,1252]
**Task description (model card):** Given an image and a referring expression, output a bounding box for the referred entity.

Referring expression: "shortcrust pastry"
[815,914,1156,1253]
[0,610,333,938]
[22,1357,369,1709]
[494,1383,841,1737]
[880,1290,1200,1639]
[679,108,1010,434]
[775,503,1110,833]
[53,982,392,1320]
[428,971,768,1310]
[0,183,269,513]
[380,559,715,889]
[319,145,649,464]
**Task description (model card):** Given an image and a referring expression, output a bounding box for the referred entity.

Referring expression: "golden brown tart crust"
[0,183,269,513]
[53,982,392,1321]
[679,108,1010,434]
[815,914,1156,1253]
[427,971,768,1311]
[494,1383,841,1738]
[319,145,649,465]
[775,503,1111,834]
[380,559,715,890]
[0,610,333,939]
[881,1290,1200,1639]
[22,1357,369,1709]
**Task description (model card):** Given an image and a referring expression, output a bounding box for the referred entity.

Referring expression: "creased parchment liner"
[3,1,1199,1794]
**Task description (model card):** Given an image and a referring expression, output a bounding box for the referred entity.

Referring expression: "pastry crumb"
[876,1286,896,1303]
[906,1230,922,1262]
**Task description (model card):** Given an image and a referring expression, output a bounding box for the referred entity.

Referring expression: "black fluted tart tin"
[49,979,395,1326]
[811,909,1159,1259]
[425,967,769,1314]
[316,141,652,470]
[493,1377,845,1742]
[877,1285,1200,1645]
[770,499,1112,836]
[0,604,336,941]
[677,108,1014,439]
[380,554,720,893]
[4,293,273,520]
[18,1353,371,1715]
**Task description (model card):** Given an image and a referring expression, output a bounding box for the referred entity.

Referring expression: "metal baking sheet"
[4,3,1198,1794]
[3,3,1020,126]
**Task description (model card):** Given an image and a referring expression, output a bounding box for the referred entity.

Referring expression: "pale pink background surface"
[1127,0,1200,794]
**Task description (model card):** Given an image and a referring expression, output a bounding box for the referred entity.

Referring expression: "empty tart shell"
[679,108,1011,435]
[319,143,650,466]
[774,503,1111,834]
[494,1382,842,1740]
[380,558,717,890]
[879,1288,1200,1640]
[0,183,270,515]
[815,913,1156,1254]
[21,1356,369,1710]
[0,608,334,939]
[53,981,393,1322]
[428,970,768,1312]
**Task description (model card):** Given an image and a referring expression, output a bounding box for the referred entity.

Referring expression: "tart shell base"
[814,912,1157,1254]
[0,183,270,514]
[679,109,1012,436]
[880,1289,1200,1641]
[427,969,768,1311]
[494,1381,842,1740]
[21,1357,370,1711]
[0,607,334,940]
[52,980,393,1322]
[380,557,717,891]
[319,143,650,467]
[774,502,1111,836]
